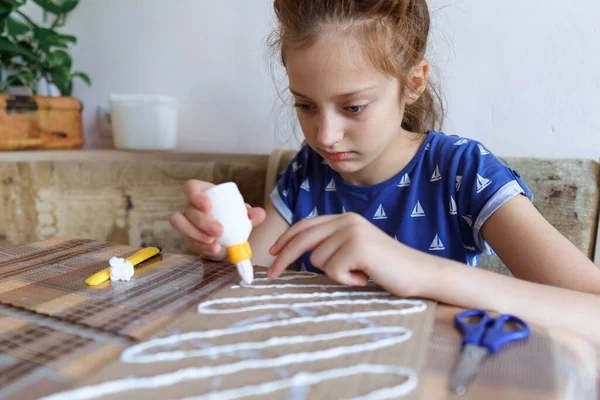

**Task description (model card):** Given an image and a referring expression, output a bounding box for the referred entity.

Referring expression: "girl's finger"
[321,244,369,286]
[270,214,339,256]
[170,212,214,244]
[308,229,350,269]
[183,180,215,211]
[267,219,342,278]
[188,238,224,260]
[248,207,266,227]
[183,205,223,238]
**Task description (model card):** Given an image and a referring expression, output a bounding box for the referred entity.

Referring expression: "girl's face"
[286,33,411,185]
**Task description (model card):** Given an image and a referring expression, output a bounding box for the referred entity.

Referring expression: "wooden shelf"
[0,149,270,164]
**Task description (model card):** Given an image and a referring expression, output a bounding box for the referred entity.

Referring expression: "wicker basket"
[0,94,84,150]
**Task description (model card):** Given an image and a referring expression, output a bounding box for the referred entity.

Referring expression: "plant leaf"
[16,39,34,51]
[46,49,70,69]
[59,33,76,43]
[43,37,68,48]
[32,0,62,15]
[0,5,11,16]
[0,0,24,8]
[0,37,38,60]
[7,70,37,92]
[6,17,29,35]
[33,0,79,15]
[58,0,78,14]
[33,26,56,40]
[50,66,71,95]
[1,74,24,92]
[35,27,69,49]
[72,71,90,86]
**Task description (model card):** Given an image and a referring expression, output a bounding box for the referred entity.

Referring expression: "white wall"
[66,0,299,153]
[427,0,600,158]
[66,0,599,158]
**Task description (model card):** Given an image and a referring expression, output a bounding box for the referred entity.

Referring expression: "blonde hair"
[269,0,444,133]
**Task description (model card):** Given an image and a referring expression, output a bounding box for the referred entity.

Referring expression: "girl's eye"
[345,105,366,113]
[294,103,314,112]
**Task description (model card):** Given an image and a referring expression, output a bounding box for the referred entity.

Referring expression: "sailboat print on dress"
[425,143,430,151]
[455,176,463,191]
[306,207,318,218]
[300,178,310,192]
[462,215,473,227]
[453,138,468,146]
[282,189,288,197]
[411,201,425,217]
[430,165,441,182]
[397,173,411,188]
[478,144,490,155]
[476,174,492,193]
[299,263,308,272]
[325,178,336,192]
[449,196,458,215]
[429,234,445,251]
[373,204,387,220]
[341,205,347,214]
[292,161,302,172]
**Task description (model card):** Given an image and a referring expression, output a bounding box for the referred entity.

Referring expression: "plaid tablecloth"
[0,238,597,400]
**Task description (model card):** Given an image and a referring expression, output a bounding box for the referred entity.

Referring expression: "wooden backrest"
[480,158,600,275]
[3,149,598,273]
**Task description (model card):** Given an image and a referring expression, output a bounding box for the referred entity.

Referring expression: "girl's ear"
[404,59,429,105]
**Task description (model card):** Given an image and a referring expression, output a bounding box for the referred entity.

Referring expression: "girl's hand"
[267,213,433,297]
[170,180,266,261]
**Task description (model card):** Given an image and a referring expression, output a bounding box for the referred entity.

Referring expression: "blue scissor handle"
[481,314,530,354]
[455,310,530,354]
[454,309,493,346]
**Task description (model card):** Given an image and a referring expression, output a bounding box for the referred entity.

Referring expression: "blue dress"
[270,131,533,273]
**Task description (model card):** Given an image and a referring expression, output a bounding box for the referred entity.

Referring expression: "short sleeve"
[269,147,307,225]
[455,141,533,253]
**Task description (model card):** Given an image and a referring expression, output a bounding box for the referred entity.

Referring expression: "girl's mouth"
[322,151,353,161]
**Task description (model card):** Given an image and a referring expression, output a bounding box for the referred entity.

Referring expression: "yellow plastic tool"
[85,246,162,286]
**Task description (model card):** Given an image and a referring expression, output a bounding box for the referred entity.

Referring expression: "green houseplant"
[0,0,90,96]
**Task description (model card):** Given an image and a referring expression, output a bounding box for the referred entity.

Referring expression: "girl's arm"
[264,211,600,343]
[416,252,600,345]
[249,202,290,267]
[265,211,600,344]
[481,195,600,294]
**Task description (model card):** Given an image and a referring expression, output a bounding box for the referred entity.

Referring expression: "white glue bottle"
[204,182,254,284]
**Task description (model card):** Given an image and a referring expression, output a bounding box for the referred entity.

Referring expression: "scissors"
[450,309,530,395]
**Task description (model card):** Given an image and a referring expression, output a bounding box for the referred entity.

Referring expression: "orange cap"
[227,241,252,264]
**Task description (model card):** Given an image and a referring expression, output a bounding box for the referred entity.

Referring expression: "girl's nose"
[317,112,344,148]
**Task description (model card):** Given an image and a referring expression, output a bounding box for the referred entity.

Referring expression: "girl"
[171,0,600,341]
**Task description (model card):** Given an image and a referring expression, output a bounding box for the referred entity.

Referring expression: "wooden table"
[0,238,598,400]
